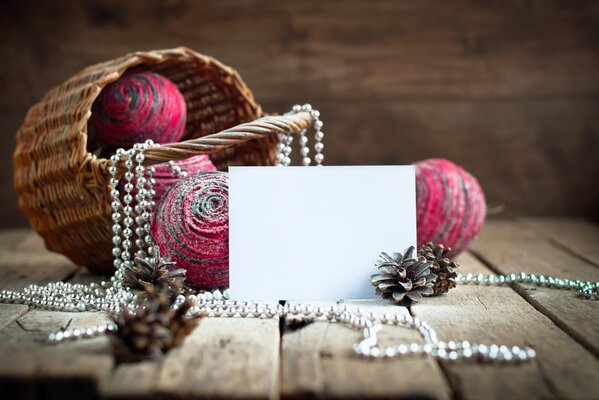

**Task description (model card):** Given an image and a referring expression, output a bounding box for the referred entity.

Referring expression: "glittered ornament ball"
[415,158,486,255]
[152,171,229,289]
[92,70,187,147]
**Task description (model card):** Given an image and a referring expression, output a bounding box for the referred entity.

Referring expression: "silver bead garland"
[278,104,324,166]
[1,104,596,363]
[459,272,598,299]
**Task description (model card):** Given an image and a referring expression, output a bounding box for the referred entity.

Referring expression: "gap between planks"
[280,299,452,399]
[518,217,599,268]
[470,219,599,359]
[2,222,598,399]
[411,251,599,400]
[406,305,459,400]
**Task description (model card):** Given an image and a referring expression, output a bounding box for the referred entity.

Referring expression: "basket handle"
[142,111,313,164]
[88,111,313,188]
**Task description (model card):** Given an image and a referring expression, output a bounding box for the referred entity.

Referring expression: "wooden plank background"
[1,0,598,228]
[1,218,598,399]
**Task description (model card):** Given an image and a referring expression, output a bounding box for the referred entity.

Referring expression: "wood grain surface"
[413,252,599,400]
[1,0,598,229]
[471,219,599,357]
[519,217,599,266]
[0,230,79,291]
[281,300,451,399]
[0,219,598,399]
[102,317,281,399]
[0,231,100,399]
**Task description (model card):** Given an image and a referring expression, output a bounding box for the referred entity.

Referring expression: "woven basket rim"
[58,47,262,187]
[13,46,313,271]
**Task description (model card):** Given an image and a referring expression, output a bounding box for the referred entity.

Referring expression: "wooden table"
[0,218,597,399]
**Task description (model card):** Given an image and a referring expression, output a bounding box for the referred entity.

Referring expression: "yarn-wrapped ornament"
[415,159,486,256]
[152,171,229,289]
[92,70,187,148]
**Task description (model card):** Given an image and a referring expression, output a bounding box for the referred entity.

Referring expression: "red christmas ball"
[152,171,229,290]
[415,159,486,255]
[93,70,186,148]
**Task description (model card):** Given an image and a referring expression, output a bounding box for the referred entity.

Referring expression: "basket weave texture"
[13,47,312,273]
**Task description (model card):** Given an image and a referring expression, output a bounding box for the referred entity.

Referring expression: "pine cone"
[109,282,199,362]
[418,242,450,262]
[124,248,187,293]
[371,246,437,305]
[418,242,459,295]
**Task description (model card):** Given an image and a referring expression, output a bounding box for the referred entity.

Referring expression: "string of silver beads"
[2,107,539,364]
[43,139,538,362]
[47,297,536,363]
[458,272,598,299]
[279,104,324,166]
[133,142,151,260]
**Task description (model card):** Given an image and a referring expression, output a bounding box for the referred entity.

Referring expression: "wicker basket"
[13,47,312,273]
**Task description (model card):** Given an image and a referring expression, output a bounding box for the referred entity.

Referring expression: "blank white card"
[228,166,416,300]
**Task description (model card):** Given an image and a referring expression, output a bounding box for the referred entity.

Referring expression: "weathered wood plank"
[3,1,598,105]
[0,231,112,398]
[471,220,599,357]
[0,217,596,399]
[154,316,280,400]
[0,231,79,290]
[0,228,29,251]
[102,308,281,399]
[287,99,598,219]
[0,310,113,400]
[0,232,284,399]
[100,361,159,400]
[0,304,28,331]
[412,252,599,400]
[281,300,451,399]
[520,218,599,266]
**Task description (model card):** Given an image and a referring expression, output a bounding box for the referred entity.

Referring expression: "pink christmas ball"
[415,158,486,255]
[152,171,229,289]
[93,70,187,148]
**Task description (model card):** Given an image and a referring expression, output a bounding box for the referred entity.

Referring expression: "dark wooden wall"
[1,0,598,228]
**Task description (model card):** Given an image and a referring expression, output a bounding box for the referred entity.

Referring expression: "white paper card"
[228,166,416,300]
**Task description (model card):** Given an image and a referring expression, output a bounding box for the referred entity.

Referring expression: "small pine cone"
[418,242,451,262]
[110,281,199,362]
[371,246,437,306]
[124,248,187,294]
[418,243,459,295]
[432,271,457,295]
